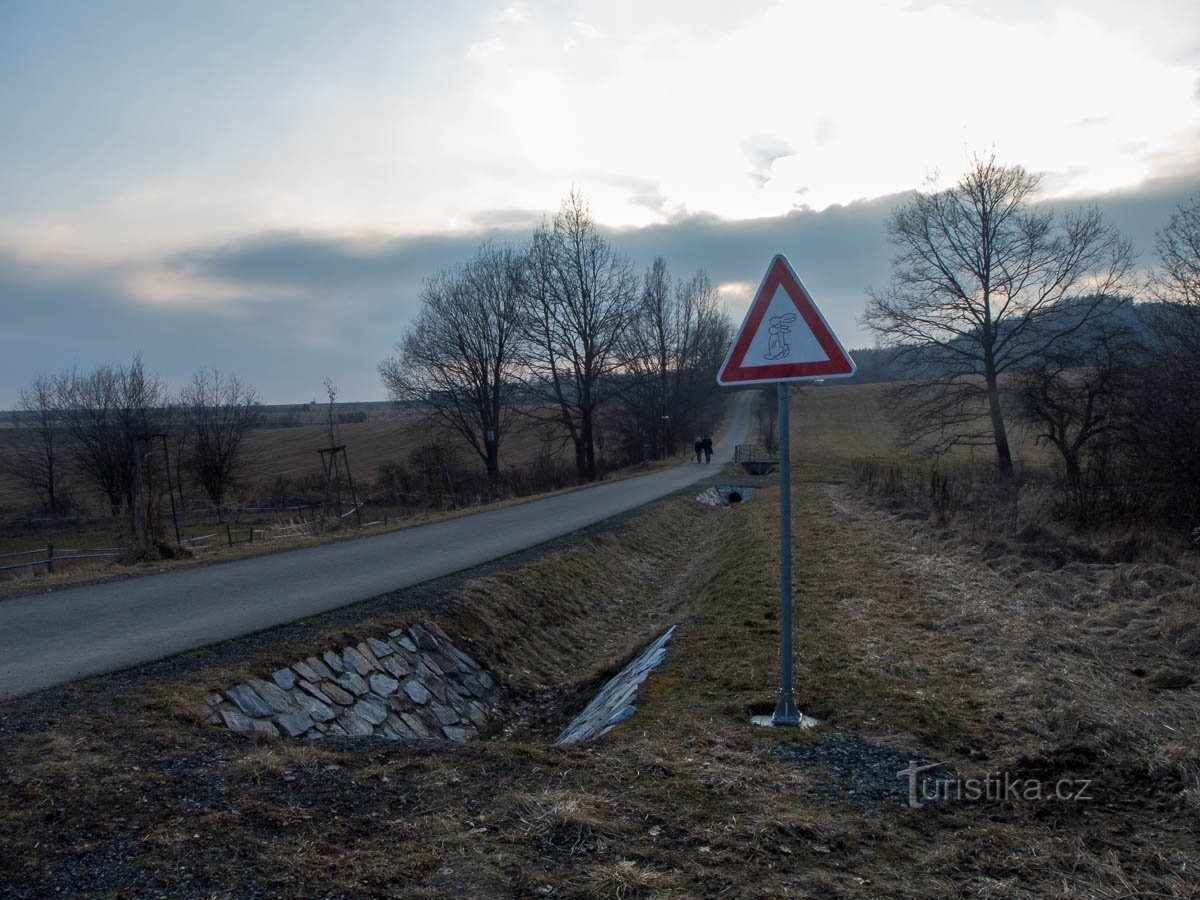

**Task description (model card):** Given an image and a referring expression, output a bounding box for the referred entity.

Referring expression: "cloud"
[0,243,432,407]
[813,118,838,146]
[1051,170,1200,258]
[174,231,498,292]
[580,173,671,216]
[468,208,547,230]
[3,171,1200,408]
[610,196,899,342]
[466,37,506,62]
[740,135,797,188]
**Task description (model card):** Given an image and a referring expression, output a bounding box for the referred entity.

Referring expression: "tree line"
[2,357,261,523]
[379,190,734,486]
[3,191,734,534]
[864,154,1200,526]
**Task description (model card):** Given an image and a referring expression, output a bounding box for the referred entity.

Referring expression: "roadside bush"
[850,457,1195,565]
[371,461,415,506]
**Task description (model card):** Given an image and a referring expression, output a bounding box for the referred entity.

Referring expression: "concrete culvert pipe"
[728,492,742,504]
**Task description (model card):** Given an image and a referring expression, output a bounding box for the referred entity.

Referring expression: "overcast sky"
[3,0,1199,405]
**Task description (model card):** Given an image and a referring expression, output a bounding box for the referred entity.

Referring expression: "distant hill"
[840,296,1165,384]
[255,400,405,429]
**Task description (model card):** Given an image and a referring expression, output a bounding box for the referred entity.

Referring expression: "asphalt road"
[0,392,754,700]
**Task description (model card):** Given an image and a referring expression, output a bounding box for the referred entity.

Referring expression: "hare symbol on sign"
[763,313,797,361]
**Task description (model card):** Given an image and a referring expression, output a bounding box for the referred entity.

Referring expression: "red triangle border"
[716,255,855,385]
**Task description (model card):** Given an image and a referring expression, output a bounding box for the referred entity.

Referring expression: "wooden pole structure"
[154,433,181,545]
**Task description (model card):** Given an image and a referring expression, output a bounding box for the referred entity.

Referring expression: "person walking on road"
[694,436,703,463]
[702,434,713,463]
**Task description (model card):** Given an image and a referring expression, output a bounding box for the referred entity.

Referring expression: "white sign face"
[716,254,855,386]
[738,283,831,368]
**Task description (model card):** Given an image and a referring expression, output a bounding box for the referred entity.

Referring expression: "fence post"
[249,527,254,544]
[226,524,233,547]
[46,542,54,575]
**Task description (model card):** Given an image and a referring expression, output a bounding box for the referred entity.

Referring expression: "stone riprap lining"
[206,622,499,742]
[556,626,677,744]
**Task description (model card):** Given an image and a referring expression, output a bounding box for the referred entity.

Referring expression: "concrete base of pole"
[772,691,801,725]
[751,711,820,729]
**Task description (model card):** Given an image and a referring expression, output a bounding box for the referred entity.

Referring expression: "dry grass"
[2,388,1199,895]
[786,381,1055,475]
[514,790,626,856]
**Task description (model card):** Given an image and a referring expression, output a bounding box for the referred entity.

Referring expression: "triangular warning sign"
[716,255,855,385]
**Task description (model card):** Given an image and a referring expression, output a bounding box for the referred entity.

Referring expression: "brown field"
[0,411,520,588]
[0,410,564,513]
[0,381,1038,513]
[242,409,593,494]
[787,380,1055,473]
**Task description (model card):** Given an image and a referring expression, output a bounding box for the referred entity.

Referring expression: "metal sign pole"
[773,383,800,725]
[715,255,856,729]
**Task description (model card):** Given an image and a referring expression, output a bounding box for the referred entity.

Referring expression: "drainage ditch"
[556,626,676,743]
[209,622,678,746]
[697,485,759,507]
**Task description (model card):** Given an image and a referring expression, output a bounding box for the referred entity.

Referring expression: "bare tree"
[178,369,261,513]
[520,190,641,481]
[1152,194,1200,310]
[672,269,736,431]
[1016,321,1137,514]
[618,258,733,458]
[862,155,1133,478]
[1125,194,1200,519]
[0,373,69,515]
[57,355,169,514]
[380,241,526,489]
[1147,194,1200,364]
